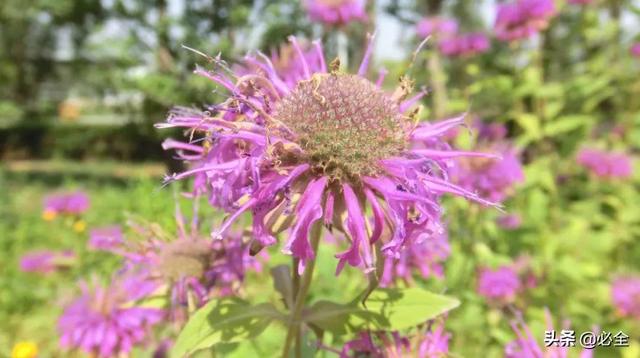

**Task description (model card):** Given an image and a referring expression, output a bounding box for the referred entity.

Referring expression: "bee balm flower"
[19,250,76,274]
[58,276,163,358]
[416,17,458,39]
[477,266,522,303]
[304,0,366,26]
[611,276,640,319]
[577,148,633,179]
[494,0,556,42]
[43,191,90,218]
[160,35,498,276]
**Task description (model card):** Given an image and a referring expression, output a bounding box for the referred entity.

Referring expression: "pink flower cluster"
[452,122,525,203]
[43,191,90,216]
[303,0,366,26]
[416,17,489,57]
[19,250,76,274]
[89,226,124,252]
[611,276,640,319]
[58,276,164,358]
[439,32,490,57]
[505,310,594,358]
[477,266,522,303]
[494,0,556,42]
[416,17,458,38]
[380,229,450,287]
[577,148,633,179]
[339,324,449,357]
[631,43,640,57]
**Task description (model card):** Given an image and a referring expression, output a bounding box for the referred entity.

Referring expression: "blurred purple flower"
[19,250,76,274]
[380,228,450,287]
[439,32,490,57]
[159,35,499,277]
[417,324,450,357]
[416,17,458,38]
[497,213,522,229]
[58,275,163,358]
[339,324,449,357]
[611,275,640,319]
[120,201,263,322]
[453,123,524,203]
[495,0,556,42]
[506,309,594,358]
[89,226,124,252]
[577,148,633,179]
[478,266,521,303]
[304,0,366,26]
[43,191,90,217]
[631,43,640,57]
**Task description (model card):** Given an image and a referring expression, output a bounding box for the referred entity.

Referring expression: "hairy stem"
[281,223,323,358]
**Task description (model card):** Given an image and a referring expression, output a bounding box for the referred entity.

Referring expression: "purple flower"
[89,226,124,252]
[338,324,449,357]
[611,275,640,319]
[58,275,164,358]
[631,43,640,57]
[304,0,366,26]
[506,310,595,358]
[120,202,263,321]
[439,32,490,57]
[494,0,556,42]
[159,35,498,276]
[416,17,458,38]
[577,148,633,179]
[43,191,90,217]
[380,228,450,287]
[477,266,521,303]
[19,250,76,274]
[417,324,450,358]
[496,214,522,229]
[453,123,524,203]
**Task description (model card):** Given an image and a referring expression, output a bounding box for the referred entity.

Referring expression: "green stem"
[281,223,323,358]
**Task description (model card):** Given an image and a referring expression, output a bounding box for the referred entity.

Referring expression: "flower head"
[160,35,497,276]
[497,213,522,229]
[506,310,594,358]
[631,43,640,57]
[577,148,633,179]
[611,275,640,319]
[19,250,76,274]
[416,17,458,39]
[89,226,124,252]
[494,0,556,42]
[58,275,163,358]
[439,32,490,57]
[43,191,90,217]
[338,324,449,357]
[452,122,524,202]
[380,228,450,287]
[119,201,262,319]
[477,265,522,303]
[304,0,366,26]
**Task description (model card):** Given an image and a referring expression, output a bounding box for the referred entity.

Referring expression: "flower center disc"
[275,73,408,181]
[158,240,211,281]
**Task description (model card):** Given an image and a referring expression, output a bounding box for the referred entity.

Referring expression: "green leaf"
[303,288,459,335]
[303,300,383,335]
[170,298,285,358]
[543,115,592,136]
[363,288,460,330]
